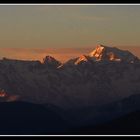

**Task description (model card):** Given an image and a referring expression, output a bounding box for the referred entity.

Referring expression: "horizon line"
[0,45,140,63]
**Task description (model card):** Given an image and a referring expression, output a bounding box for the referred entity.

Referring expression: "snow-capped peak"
[89,44,106,59]
[74,55,89,65]
[89,44,139,62]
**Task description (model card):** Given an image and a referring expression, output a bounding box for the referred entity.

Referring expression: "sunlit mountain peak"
[74,55,89,65]
[89,44,139,62]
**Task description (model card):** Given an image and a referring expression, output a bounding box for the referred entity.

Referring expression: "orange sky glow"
[0,46,140,63]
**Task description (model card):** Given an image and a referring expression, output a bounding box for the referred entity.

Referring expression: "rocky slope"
[0,44,140,110]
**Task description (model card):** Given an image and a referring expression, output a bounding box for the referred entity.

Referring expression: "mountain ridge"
[57,44,139,68]
[0,44,139,134]
[1,44,139,65]
[89,44,139,63]
[0,44,140,110]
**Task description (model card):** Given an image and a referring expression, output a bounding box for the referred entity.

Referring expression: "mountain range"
[0,44,140,134]
[1,44,139,107]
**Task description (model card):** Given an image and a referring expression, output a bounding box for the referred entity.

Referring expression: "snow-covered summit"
[74,55,89,65]
[89,44,139,63]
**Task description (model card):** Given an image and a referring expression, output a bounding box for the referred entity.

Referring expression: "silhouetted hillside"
[72,110,140,135]
[0,101,67,135]
[1,97,140,135]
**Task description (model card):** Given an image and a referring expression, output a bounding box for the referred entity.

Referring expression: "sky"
[0,5,140,62]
